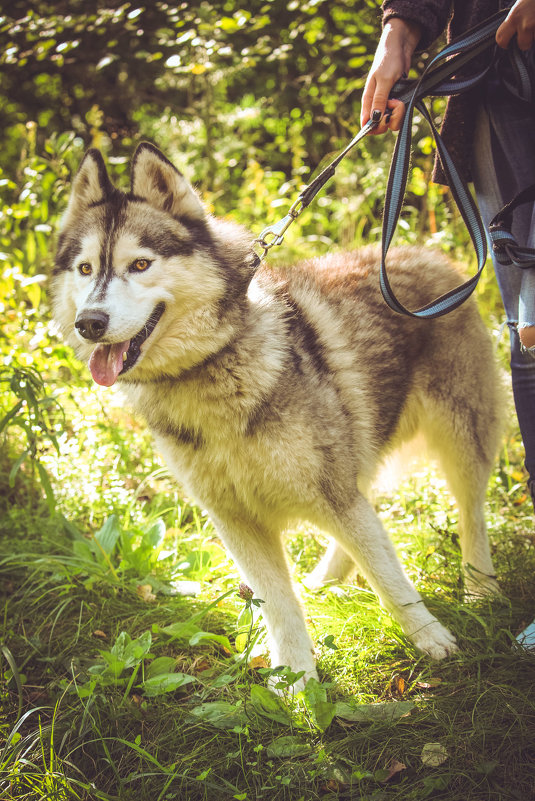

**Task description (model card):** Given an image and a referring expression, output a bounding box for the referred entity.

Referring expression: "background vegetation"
[1,1,534,799]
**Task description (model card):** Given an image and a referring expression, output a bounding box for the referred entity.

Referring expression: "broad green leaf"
[110,630,152,669]
[145,656,177,678]
[94,515,121,555]
[250,685,291,725]
[189,630,233,651]
[35,460,55,514]
[190,701,247,730]
[334,700,414,724]
[122,630,152,667]
[303,677,336,729]
[143,518,166,548]
[141,672,196,696]
[266,735,312,758]
[156,620,201,641]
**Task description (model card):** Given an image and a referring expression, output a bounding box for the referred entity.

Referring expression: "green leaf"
[145,656,177,678]
[110,630,152,669]
[143,518,166,548]
[156,620,201,641]
[72,539,94,563]
[266,735,312,758]
[94,515,122,555]
[421,742,449,766]
[141,672,196,696]
[334,700,414,724]
[8,449,29,487]
[35,460,55,514]
[0,400,24,434]
[303,678,336,730]
[250,685,291,725]
[189,630,233,651]
[190,701,248,730]
[322,634,338,650]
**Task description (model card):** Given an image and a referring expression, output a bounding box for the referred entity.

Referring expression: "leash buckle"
[255,197,304,258]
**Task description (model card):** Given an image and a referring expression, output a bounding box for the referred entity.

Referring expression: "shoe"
[516,620,535,650]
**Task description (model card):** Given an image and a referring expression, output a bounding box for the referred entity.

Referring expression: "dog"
[52,142,503,684]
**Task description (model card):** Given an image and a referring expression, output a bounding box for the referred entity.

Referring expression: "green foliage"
[0,362,64,513]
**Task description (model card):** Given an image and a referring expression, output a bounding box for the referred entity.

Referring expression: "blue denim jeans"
[471,71,535,489]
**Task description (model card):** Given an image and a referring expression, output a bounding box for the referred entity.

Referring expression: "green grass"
[1,387,535,801]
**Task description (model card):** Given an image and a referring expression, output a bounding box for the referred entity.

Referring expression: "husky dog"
[53,143,502,683]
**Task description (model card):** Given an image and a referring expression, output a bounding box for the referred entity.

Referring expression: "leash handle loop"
[379,8,515,318]
[489,183,535,268]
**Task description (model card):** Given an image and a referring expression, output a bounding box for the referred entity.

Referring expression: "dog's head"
[53,143,254,385]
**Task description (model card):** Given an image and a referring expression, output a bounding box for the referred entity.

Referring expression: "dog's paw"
[464,573,501,601]
[410,622,459,660]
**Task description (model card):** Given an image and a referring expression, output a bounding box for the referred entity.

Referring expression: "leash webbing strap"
[255,7,534,316]
[379,7,524,318]
[489,183,535,268]
[255,117,379,256]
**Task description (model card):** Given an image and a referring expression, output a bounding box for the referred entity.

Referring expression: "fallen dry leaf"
[416,677,442,689]
[378,758,407,783]
[391,674,405,695]
[421,742,449,766]
[249,655,269,669]
[136,584,156,602]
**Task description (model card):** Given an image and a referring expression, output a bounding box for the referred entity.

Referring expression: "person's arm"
[360,17,421,133]
[496,0,535,50]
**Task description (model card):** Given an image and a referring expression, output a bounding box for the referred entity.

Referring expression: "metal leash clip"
[255,197,304,260]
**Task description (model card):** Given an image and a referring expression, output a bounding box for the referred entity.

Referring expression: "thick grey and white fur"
[53,143,503,685]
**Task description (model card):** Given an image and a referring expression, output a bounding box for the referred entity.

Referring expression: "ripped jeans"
[471,79,535,489]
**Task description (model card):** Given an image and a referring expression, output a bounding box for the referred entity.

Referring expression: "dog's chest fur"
[121,286,368,522]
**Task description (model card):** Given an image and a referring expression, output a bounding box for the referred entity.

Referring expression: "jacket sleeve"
[382,1,453,50]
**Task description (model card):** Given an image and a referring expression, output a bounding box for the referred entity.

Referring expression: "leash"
[254,115,380,259]
[379,7,531,318]
[489,183,535,268]
[254,7,534,318]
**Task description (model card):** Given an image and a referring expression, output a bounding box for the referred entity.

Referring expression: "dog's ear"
[131,142,204,221]
[70,149,114,207]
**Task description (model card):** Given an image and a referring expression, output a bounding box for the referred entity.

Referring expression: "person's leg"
[471,97,535,501]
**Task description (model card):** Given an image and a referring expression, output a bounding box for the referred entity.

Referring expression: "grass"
[1,384,535,801]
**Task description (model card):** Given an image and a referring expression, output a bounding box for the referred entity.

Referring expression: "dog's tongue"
[88,341,130,387]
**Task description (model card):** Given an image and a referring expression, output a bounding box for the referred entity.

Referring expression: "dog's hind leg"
[303,539,355,589]
[212,515,318,685]
[325,494,458,659]
[419,400,501,597]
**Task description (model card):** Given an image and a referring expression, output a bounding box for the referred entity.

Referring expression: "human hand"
[360,18,421,134]
[496,0,535,50]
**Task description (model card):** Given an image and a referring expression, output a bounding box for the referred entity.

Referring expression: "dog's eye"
[78,262,92,276]
[131,258,152,273]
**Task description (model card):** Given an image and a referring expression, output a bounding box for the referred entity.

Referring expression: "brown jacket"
[382,1,503,183]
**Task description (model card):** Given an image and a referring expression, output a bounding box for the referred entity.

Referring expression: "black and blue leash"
[255,7,535,318]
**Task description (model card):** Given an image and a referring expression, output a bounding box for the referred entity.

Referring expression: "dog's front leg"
[211,515,318,688]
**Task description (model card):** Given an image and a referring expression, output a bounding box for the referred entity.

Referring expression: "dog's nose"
[75,310,110,341]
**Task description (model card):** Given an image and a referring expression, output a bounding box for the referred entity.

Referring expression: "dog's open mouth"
[88,302,165,387]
